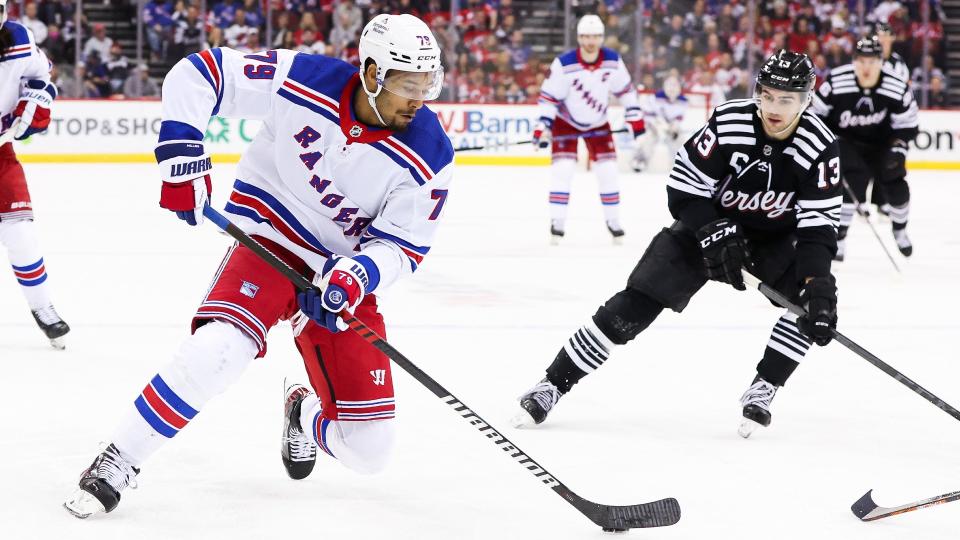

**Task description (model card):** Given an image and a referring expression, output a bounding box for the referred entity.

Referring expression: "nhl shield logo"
[763,145,772,156]
[349,125,363,138]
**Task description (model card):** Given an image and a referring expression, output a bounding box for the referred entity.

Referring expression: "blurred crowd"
[2,0,951,107]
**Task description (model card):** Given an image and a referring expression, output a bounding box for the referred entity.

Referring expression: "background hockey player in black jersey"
[811,35,918,260]
[870,22,910,216]
[513,51,841,439]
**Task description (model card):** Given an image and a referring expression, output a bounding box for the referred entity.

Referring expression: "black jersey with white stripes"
[811,64,919,145]
[667,99,841,279]
[884,52,910,82]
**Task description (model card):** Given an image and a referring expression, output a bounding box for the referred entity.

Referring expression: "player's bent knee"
[334,419,395,475]
[593,288,664,345]
[162,320,258,405]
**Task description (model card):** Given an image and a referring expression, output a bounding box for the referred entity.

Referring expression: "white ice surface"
[0,163,957,539]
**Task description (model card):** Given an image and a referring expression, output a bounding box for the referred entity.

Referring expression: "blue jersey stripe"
[150,374,198,419]
[135,396,178,438]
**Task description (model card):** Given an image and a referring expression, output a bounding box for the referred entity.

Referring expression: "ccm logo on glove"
[698,224,740,248]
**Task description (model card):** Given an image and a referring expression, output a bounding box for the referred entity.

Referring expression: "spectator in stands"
[212,0,240,29]
[83,23,113,62]
[908,1,943,64]
[296,29,326,54]
[225,8,253,48]
[294,12,320,45]
[143,0,174,61]
[105,42,130,95]
[332,0,363,46]
[124,64,161,98]
[272,11,295,49]
[769,0,791,32]
[208,26,225,48]
[242,0,263,28]
[788,18,817,54]
[20,2,48,45]
[505,29,531,71]
[43,24,68,64]
[173,5,204,58]
[927,75,948,108]
[84,52,111,97]
[911,54,946,93]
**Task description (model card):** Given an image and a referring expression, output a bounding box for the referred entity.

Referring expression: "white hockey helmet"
[0,0,7,26]
[577,14,604,36]
[359,14,443,104]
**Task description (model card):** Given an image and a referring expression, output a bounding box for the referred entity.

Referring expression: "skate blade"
[510,409,538,429]
[550,235,562,246]
[738,419,763,439]
[50,337,66,350]
[63,489,106,519]
[611,236,624,246]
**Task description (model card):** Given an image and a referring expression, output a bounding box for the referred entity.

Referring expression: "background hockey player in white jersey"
[514,51,841,439]
[64,13,454,518]
[0,1,70,349]
[630,75,688,173]
[533,14,645,244]
[811,35,918,260]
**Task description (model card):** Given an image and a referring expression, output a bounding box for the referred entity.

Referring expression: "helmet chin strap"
[360,75,389,127]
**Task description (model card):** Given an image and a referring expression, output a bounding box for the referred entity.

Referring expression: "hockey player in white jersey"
[630,76,688,173]
[533,14,645,244]
[64,13,453,518]
[0,2,70,349]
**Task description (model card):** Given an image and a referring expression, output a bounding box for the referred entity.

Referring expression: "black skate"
[893,229,912,257]
[550,221,565,246]
[511,377,561,428]
[738,376,778,439]
[63,443,139,519]
[32,304,70,350]
[606,221,625,245]
[282,381,318,480]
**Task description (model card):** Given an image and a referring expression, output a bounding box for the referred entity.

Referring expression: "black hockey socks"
[546,318,617,394]
[756,313,811,387]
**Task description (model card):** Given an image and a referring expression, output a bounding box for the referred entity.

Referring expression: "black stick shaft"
[742,271,960,421]
[840,179,901,273]
[201,204,678,529]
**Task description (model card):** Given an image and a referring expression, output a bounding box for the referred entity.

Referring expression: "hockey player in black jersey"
[811,35,918,259]
[876,23,910,83]
[512,51,841,438]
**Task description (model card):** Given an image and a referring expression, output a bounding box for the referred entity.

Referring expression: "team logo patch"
[349,125,363,138]
[327,290,344,305]
[763,145,772,156]
[240,281,260,298]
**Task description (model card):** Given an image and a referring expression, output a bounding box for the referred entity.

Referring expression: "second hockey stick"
[742,271,960,422]
[0,120,21,146]
[840,179,900,273]
[852,488,960,521]
[455,128,628,152]
[202,204,681,531]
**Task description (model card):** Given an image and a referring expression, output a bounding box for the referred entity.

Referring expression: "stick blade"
[851,489,879,521]
[562,489,681,529]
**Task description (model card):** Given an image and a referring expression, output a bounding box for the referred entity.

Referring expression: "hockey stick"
[741,271,960,422]
[840,179,901,273]
[201,204,681,530]
[0,120,21,146]
[852,489,960,521]
[455,128,628,152]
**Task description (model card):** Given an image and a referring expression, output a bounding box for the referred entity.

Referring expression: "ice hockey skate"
[893,229,912,257]
[282,381,318,480]
[738,377,778,438]
[64,443,139,519]
[512,377,561,428]
[31,304,69,349]
[550,220,565,245]
[606,220,625,245]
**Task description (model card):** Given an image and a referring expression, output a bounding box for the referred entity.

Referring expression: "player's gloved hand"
[296,256,371,333]
[666,125,680,141]
[625,108,646,138]
[881,139,908,182]
[13,79,57,140]
[796,275,838,346]
[156,141,213,226]
[695,218,754,291]
[532,117,553,150]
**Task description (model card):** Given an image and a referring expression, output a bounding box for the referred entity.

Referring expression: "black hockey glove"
[881,139,908,182]
[695,219,753,291]
[796,275,838,346]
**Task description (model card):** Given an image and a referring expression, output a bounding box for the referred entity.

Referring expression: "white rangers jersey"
[158,48,454,293]
[641,90,688,127]
[0,21,53,136]
[537,47,640,129]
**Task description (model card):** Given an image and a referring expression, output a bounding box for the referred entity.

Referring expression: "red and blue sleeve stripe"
[134,374,199,438]
[312,413,336,457]
[361,225,430,272]
[539,91,560,104]
[186,48,225,116]
[12,258,47,287]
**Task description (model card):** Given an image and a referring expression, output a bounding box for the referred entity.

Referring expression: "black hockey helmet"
[854,35,883,58]
[755,50,816,94]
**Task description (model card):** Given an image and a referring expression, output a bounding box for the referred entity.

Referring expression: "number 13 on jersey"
[817,156,840,189]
